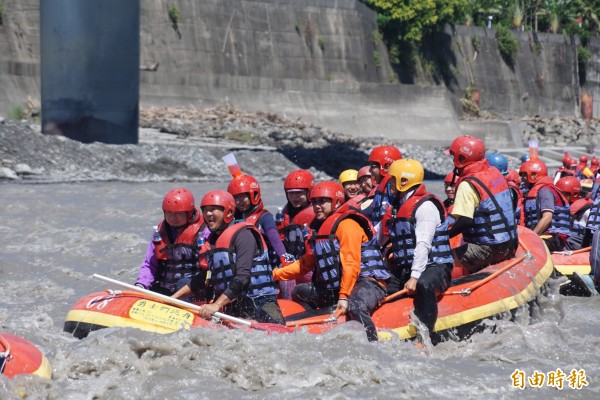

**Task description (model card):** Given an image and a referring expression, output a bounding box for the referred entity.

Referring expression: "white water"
[1,182,598,399]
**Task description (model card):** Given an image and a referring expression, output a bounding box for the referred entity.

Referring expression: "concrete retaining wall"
[447,26,579,118]
[0,0,587,146]
[586,37,600,118]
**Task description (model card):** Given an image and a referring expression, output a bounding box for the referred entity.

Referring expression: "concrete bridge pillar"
[40,0,140,144]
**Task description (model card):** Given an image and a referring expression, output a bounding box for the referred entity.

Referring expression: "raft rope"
[552,246,591,256]
[448,238,532,296]
[0,334,12,374]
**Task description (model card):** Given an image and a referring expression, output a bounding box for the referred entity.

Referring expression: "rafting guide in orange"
[510,368,589,390]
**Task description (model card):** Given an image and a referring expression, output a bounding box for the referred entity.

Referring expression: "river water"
[1,181,598,399]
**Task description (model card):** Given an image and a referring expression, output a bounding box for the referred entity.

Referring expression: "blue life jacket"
[385,185,453,270]
[569,198,593,240]
[311,205,389,291]
[153,211,204,294]
[523,176,571,236]
[365,175,394,232]
[457,160,517,245]
[586,196,600,232]
[279,204,315,259]
[208,222,278,299]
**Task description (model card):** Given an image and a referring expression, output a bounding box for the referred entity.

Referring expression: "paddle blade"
[222,153,243,178]
[250,322,293,334]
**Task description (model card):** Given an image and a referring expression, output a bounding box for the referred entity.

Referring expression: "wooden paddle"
[286,308,343,328]
[92,274,292,334]
[286,288,409,327]
[382,288,408,304]
[552,246,592,256]
[448,238,529,296]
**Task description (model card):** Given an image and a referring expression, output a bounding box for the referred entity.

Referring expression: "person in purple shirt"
[135,188,208,297]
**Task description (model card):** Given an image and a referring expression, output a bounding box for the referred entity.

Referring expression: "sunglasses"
[311,198,331,205]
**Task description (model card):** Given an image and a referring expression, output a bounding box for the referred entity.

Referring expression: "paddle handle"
[91,274,252,327]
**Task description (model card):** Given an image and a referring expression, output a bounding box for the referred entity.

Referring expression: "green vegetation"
[318,37,325,52]
[373,50,381,68]
[372,29,383,44]
[578,45,593,84]
[578,45,592,67]
[471,35,480,52]
[7,104,25,121]
[459,83,480,116]
[361,0,600,82]
[495,25,519,67]
[0,1,4,25]
[224,130,255,143]
[168,4,182,25]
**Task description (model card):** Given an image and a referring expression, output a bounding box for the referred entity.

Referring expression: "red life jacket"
[570,198,593,217]
[154,209,204,260]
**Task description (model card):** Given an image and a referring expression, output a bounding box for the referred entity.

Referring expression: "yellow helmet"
[338,169,358,185]
[388,159,424,192]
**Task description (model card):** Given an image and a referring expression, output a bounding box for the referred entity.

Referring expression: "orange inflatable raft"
[0,333,52,379]
[65,226,553,341]
[551,247,597,296]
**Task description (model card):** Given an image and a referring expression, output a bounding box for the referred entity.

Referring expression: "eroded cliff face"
[0,0,590,145]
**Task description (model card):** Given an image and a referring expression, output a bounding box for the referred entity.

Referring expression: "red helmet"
[579,155,589,164]
[591,156,599,166]
[357,166,371,180]
[444,171,455,185]
[505,169,520,186]
[368,146,402,176]
[201,190,236,224]
[310,181,345,208]
[162,188,195,214]
[227,174,261,205]
[555,176,581,201]
[519,159,548,184]
[563,156,577,168]
[284,170,315,191]
[448,136,485,168]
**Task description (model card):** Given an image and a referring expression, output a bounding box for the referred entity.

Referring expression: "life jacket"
[575,163,587,180]
[443,198,454,214]
[310,204,389,291]
[586,196,600,232]
[385,185,453,271]
[457,160,517,245]
[591,177,600,201]
[279,204,315,259]
[507,181,524,226]
[554,167,576,183]
[243,204,281,269]
[153,209,205,294]
[364,175,394,231]
[208,222,277,299]
[570,198,593,239]
[524,176,571,236]
[346,193,366,209]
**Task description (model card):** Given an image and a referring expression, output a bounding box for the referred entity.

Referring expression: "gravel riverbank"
[2,105,599,183]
